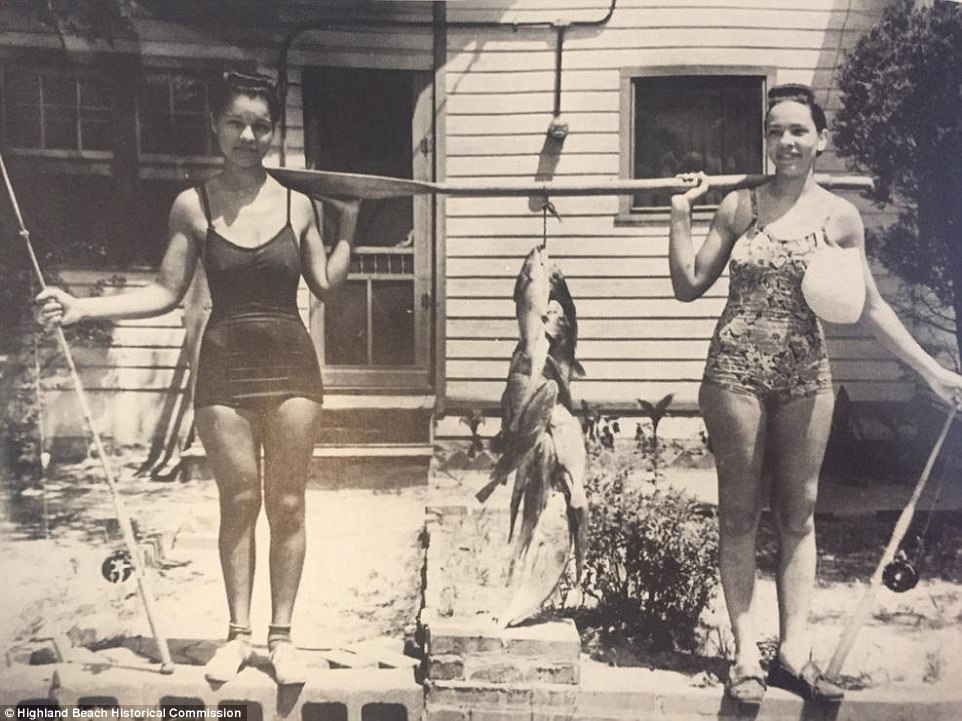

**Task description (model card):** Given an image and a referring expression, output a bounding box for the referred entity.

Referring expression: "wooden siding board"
[448,297,728,318]
[447,132,621,156]
[447,152,619,177]
[447,318,720,338]
[447,276,730,298]
[445,48,847,73]
[447,256,671,277]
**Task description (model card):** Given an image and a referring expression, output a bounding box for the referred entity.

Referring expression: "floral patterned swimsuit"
[703,189,833,403]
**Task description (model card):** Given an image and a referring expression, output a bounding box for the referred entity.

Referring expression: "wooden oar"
[269,168,873,200]
[269,168,437,199]
[439,173,873,196]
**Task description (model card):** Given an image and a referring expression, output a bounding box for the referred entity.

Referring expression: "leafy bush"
[579,450,719,651]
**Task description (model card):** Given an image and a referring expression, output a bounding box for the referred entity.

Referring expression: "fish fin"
[492,380,558,484]
[475,476,504,504]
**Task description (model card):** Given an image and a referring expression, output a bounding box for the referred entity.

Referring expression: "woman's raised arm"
[297,194,360,300]
[669,173,741,302]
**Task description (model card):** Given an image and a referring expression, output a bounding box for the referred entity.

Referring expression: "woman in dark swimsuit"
[669,84,962,704]
[37,71,359,685]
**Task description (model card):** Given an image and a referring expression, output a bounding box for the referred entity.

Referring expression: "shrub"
[580,451,719,651]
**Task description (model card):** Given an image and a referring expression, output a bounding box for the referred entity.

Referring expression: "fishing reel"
[101,549,134,584]
[882,550,919,593]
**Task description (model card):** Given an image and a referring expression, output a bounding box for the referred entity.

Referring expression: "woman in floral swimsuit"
[669,84,962,704]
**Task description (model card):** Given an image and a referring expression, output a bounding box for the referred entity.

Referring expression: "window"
[624,72,768,212]
[1,67,112,151]
[138,72,214,156]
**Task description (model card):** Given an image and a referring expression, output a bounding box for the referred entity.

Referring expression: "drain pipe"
[275,0,617,166]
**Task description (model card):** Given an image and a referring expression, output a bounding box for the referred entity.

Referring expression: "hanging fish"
[476,242,589,627]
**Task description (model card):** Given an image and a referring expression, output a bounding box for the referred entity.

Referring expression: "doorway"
[302,67,434,391]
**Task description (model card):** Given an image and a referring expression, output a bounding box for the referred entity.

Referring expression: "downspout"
[276,0,617,167]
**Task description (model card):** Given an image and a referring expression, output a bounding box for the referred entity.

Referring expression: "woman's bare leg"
[700,382,768,673]
[195,404,262,629]
[766,391,835,670]
[261,397,321,628]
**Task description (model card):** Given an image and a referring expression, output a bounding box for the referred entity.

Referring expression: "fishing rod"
[0,153,176,675]
[269,168,874,200]
[827,403,958,678]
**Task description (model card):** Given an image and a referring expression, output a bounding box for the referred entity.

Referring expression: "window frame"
[0,64,115,157]
[617,65,776,225]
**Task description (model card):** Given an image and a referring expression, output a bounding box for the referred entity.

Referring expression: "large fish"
[475,243,589,627]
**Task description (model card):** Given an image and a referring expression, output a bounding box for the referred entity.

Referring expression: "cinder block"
[424,707,468,721]
[48,662,422,721]
[0,666,57,705]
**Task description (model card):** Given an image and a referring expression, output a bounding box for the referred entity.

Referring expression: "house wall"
[3,0,939,449]
[440,0,914,415]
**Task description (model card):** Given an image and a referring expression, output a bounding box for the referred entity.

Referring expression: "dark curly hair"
[210,71,281,124]
[766,83,827,133]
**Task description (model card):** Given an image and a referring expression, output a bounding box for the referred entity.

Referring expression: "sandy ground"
[2,443,961,695]
[430,445,962,694]
[0,450,425,659]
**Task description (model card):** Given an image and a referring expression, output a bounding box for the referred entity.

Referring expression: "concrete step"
[182,444,434,489]
[12,660,423,721]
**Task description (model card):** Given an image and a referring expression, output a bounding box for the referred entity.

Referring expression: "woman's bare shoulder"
[822,190,864,246]
[288,189,320,231]
[716,188,750,235]
[169,186,207,235]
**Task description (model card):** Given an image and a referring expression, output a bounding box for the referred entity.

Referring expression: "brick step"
[427,672,962,721]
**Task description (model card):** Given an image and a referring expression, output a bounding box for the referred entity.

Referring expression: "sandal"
[270,643,307,686]
[767,658,844,701]
[203,638,252,684]
[725,667,767,704]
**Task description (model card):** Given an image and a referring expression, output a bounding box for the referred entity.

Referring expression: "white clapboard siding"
[442,0,915,410]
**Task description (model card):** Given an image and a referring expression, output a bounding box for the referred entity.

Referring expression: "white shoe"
[203,638,252,683]
[270,643,307,686]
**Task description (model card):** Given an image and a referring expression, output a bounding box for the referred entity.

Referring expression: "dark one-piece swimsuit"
[192,185,324,415]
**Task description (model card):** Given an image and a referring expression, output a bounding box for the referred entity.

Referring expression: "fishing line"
[540,199,561,251]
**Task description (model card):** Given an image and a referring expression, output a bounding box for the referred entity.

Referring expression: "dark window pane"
[79,79,111,109]
[7,105,41,147]
[325,281,368,365]
[141,79,170,117]
[45,119,77,149]
[80,118,112,150]
[172,116,208,155]
[140,119,172,154]
[4,71,41,147]
[171,77,205,113]
[5,72,40,105]
[371,281,414,366]
[632,75,763,209]
[41,74,76,107]
[356,197,413,248]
